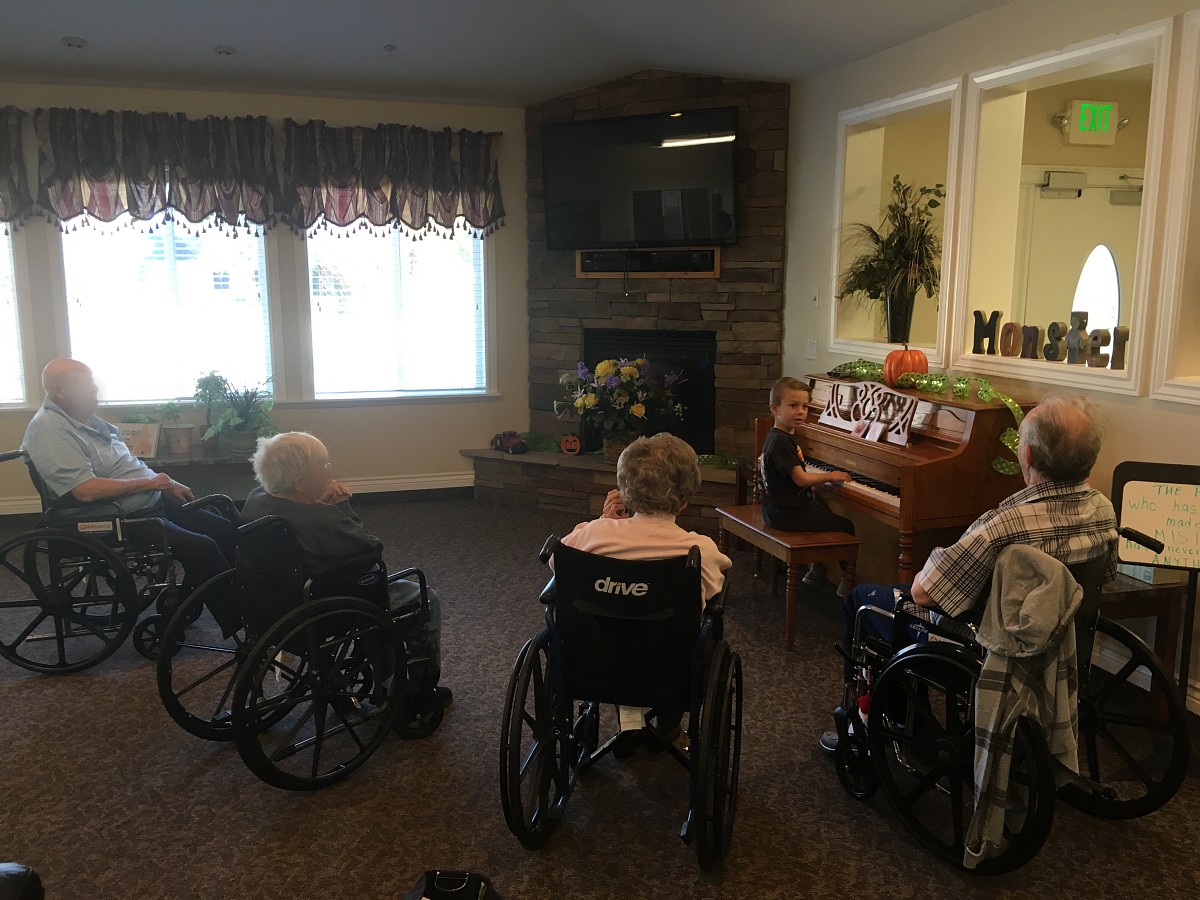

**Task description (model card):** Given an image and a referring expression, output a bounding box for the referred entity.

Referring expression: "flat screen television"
[541,108,738,251]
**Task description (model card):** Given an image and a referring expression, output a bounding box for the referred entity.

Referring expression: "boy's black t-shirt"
[757,427,813,512]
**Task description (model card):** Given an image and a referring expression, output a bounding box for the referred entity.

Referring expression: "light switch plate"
[805,339,818,360]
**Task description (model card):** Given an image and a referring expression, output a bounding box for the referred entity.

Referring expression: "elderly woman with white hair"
[560,432,732,601]
[242,431,450,706]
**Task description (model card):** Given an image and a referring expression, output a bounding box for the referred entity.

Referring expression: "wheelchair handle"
[1118,526,1164,555]
[539,535,559,566]
[0,449,26,464]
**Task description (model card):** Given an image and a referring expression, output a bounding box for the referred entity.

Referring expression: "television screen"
[542,108,738,251]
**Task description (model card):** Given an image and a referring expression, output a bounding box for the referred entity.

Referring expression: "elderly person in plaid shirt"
[819,394,1118,755]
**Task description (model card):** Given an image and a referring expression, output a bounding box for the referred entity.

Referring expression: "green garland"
[828,360,1023,475]
[697,452,740,470]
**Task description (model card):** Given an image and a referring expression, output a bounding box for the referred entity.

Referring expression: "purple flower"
[595,397,612,411]
[605,374,621,389]
[662,372,680,387]
[577,362,591,380]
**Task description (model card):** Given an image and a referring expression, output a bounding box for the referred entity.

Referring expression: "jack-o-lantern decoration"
[560,433,582,456]
[883,344,928,387]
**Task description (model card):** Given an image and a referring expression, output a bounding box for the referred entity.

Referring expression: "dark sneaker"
[803,565,838,593]
[836,579,851,599]
[435,686,453,708]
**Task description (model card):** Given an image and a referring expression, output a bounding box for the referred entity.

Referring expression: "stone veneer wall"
[526,71,789,461]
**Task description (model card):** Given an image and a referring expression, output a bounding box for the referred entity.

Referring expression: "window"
[1073,244,1120,338]
[60,215,272,403]
[0,232,23,403]
[306,231,487,398]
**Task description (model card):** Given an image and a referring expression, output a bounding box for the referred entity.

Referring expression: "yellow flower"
[574,397,586,412]
[620,365,639,379]
[594,359,617,379]
[634,357,648,367]
[630,402,646,418]
[583,394,598,409]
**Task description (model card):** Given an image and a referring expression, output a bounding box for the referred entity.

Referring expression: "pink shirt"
[558,512,732,602]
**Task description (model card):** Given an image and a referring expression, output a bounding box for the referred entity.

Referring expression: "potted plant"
[204,380,276,456]
[554,358,685,463]
[158,400,195,457]
[194,371,230,453]
[837,175,945,385]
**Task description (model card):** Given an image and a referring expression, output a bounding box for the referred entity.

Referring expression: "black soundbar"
[577,248,718,274]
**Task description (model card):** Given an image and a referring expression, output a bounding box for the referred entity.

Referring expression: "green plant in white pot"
[204,381,276,456]
[194,371,230,452]
[158,400,195,457]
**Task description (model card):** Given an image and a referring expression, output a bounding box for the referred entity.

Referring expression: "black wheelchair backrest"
[1066,553,1111,668]
[235,515,307,636]
[545,537,704,710]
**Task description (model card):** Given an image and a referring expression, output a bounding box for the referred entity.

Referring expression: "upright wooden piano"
[796,374,1033,582]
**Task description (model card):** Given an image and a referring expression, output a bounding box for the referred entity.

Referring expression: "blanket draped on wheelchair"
[966,544,1082,869]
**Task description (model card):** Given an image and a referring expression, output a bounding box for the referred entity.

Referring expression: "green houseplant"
[204,380,276,455]
[194,371,230,451]
[157,400,195,457]
[837,175,945,384]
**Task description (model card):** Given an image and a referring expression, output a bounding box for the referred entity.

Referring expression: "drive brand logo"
[593,577,649,596]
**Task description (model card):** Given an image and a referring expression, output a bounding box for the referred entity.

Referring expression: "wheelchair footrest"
[680,809,696,845]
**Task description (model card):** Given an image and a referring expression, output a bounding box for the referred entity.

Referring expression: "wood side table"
[1099,573,1187,678]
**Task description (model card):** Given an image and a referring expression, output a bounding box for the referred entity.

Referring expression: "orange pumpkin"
[560,433,582,455]
[883,345,928,387]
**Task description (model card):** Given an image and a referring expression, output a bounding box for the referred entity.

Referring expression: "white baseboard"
[341,472,475,494]
[0,496,41,515]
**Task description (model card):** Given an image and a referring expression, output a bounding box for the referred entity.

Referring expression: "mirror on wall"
[831,84,957,355]
[956,24,1169,384]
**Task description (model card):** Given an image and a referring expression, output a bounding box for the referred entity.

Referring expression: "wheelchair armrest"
[387,566,428,599]
[43,502,123,521]
[0,449,26,464]
[539,535,559,566]
[183,493,240,523]
[539,576,556,605]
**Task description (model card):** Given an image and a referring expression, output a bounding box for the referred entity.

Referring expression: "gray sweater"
[242,487,383,575]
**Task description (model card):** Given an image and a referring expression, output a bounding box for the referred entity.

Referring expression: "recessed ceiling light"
[61,36,88,49]
[669,112,683,117]
[383,44,397,56]
[214,44,236,57]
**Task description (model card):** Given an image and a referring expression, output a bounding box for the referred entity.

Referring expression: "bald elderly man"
[21,358,236,597]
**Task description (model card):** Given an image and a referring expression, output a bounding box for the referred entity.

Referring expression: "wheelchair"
[831,527,1191,874]
[0,449,237,673]
[499,537,744,866]
[156,514,444,790]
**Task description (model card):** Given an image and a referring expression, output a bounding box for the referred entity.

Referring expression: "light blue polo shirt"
[21,398,162,514]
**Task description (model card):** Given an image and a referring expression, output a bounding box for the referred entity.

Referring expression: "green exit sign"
[1066,99,1119,146]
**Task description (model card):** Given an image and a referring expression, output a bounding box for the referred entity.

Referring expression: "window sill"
[277,391,502,410]
[1150,376,1200,406]
[949,351,1141,397]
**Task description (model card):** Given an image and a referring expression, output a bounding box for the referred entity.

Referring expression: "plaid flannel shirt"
[919,479,1118,618]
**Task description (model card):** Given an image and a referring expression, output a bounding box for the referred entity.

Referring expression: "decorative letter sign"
[1020,324,1043,360]
[999,322,1022,357]
[971,311,1130,373]
[973,310,1001,355]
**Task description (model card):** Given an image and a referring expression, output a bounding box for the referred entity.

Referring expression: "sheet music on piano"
[810,379,967,444]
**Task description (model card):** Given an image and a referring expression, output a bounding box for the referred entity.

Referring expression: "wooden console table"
[1099,573,1188,680]
[147,452,255,502]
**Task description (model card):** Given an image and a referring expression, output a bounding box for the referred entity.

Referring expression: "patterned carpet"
[0,495,1197,899]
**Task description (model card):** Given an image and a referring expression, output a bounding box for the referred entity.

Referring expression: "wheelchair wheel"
[499,628,567,849]
[868,645,1055,874]
[0,529,138,673]
[1059,617,1191,819]
[695,641,743,867]
[133,615,165,660]
[157,571,249,741]
[833,707,878,801]
[393,686,444,739]
[231,596,402,790]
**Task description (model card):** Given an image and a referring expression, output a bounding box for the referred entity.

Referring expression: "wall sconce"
[1052,101,1130,146]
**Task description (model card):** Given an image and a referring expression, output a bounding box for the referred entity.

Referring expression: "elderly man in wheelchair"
[825,395,1190,873]
[0,359,238,672]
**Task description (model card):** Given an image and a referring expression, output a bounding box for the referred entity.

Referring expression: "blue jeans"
[125,495,237,596]
[841,582,916,682]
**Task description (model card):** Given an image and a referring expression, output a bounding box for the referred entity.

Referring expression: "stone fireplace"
[526,70,789,462]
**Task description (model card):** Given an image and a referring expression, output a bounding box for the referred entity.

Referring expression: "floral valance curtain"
[0,106,34,228]
[32,107,278,229]
[281,119,505,236]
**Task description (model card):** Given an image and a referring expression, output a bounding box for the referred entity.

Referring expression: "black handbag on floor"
[401,870,502,900]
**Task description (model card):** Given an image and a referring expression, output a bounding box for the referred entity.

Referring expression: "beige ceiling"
[0,0,1018,105]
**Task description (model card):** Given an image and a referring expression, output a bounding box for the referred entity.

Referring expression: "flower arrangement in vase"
[554,357,685,462]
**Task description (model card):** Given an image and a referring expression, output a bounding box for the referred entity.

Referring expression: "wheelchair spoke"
[54,613,67,666]
[1094,722,1158,792]
[175,655,239,699]
[309,703,328,779]
[949,774,965,850]
[264,696,318,763]
[5,609,50,648]
[897,766,943,810]
[1090,657,1141,706]
[1093,710,1170,732]
[900,674,945,738]
[63,608,116,642]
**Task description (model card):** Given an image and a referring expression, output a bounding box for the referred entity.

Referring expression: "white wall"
[0,82,528,510]
[785,0,1200,706]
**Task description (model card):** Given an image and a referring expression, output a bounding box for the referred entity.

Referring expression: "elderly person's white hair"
[616,433,702,516]
[252,431,328,495]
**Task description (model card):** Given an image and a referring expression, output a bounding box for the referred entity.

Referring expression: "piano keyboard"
[806,457,902,507]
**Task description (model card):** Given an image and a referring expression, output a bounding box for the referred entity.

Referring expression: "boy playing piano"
[757,376,856,597]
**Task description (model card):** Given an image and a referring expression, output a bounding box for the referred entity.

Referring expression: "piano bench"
[715,504,861,651]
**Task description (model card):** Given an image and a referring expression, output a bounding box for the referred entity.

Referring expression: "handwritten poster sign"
[1113,462,1200,571]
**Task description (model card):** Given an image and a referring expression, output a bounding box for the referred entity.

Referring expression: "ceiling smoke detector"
[213,44,236,57]
[61,36,88,49]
